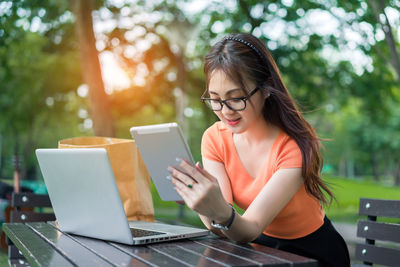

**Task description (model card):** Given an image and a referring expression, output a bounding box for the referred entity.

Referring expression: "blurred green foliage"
[0,0,399,192]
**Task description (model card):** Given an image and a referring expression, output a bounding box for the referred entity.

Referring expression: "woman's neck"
[234,119,278,146]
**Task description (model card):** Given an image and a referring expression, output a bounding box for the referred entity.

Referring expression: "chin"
[225,123,247,134]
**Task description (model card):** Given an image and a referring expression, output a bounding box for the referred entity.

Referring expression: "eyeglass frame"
[200,86,261,111]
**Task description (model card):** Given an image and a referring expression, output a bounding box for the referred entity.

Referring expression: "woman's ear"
[262,86,271,99]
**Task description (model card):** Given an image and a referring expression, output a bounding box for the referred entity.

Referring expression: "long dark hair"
[204,33,334,205]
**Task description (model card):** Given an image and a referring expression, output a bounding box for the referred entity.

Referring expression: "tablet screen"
[130,123,194,201]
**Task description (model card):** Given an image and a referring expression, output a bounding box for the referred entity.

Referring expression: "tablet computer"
[130,122,194,201]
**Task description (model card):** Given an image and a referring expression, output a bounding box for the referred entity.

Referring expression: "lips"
[226,118,241,126]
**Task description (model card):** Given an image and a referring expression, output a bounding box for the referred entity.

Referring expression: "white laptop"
[35,148,209,245]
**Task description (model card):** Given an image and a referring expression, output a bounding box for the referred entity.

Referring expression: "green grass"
[0,250,7,266]
[324,176,400,223]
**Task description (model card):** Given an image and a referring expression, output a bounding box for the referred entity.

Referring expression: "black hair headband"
[224,36,267,64]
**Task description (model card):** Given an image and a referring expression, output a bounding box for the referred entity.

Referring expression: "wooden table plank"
[250,243,318,266]
[164,240,267,266]
[196,239,290,266]
[47,220,148,267]
[148,241,228,267]
[27,222,113,267]
[201,239,317,266]
[3,223,75,267]
[111,242,193,267]
[68,234,150,267]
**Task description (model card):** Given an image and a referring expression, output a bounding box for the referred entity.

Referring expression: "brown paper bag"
[58,136,155,222]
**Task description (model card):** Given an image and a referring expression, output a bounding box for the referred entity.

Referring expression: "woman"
[168,33,350,267]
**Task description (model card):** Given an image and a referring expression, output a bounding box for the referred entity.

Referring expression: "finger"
[173,182,194,206]
[168,166,197,187]
[174,185,188,204]
[176,158,208,183]
[174,183,200,211]
[170,173,198,194]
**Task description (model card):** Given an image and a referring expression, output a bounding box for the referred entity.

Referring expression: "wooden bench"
[354,198,400,266]
[6,192,55,266]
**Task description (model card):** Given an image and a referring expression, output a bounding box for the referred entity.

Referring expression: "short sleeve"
[201,124,223,162]
[275,138,303,170]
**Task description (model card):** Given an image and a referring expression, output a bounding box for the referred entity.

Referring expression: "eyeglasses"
[201,87,260,111]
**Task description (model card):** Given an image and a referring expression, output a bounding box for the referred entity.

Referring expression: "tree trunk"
[71,0,115,137]
[175,51,186,132]
[0,133,3,178]
[368,0,400,84]
[371,153,380,182]
[394,161,400,186]
[175,50,186,220]
[339,157,346,177]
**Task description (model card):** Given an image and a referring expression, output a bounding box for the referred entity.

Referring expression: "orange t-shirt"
[201,121,324,239]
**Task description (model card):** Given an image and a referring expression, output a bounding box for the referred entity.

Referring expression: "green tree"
[0,1,83,179]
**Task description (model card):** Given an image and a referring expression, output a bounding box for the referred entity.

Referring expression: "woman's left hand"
[168,159,231,222]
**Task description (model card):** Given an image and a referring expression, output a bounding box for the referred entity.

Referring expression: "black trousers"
[252,216,350,267]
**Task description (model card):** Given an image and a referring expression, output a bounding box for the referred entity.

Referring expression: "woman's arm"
[216,168,303,242]
[198,158,233,237]
[169,159,304,243]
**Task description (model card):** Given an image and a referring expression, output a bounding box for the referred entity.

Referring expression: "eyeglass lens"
[206,99,245,111]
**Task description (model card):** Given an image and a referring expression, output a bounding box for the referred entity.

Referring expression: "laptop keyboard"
[130,228,165,237]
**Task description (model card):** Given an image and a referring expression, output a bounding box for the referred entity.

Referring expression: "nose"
[220,103,235,116]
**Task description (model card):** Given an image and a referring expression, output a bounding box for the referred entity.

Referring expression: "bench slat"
[3,223,74,267]
[357,220,400,243]
[11,211,56,223]
[27,222,113,266]
[359,198,400,218]
[11,193,53,208]
[355,243,400,266]
[9,258,33,266]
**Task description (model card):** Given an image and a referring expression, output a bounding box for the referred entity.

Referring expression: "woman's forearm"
[201,204,263,243]
[219,213,262,243]
[198,214,226,237]
[206,211,263,243]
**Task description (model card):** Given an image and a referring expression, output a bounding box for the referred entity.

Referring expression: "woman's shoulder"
[201,121,229,161]
[273,130,302,158]
[272,130,303,169]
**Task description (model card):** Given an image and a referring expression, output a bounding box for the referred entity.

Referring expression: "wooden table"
[3,222,318,266]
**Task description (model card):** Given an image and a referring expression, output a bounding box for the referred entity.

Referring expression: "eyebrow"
[209,88,242,96]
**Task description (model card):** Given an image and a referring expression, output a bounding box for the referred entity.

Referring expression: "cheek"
[214,111,223,119]
[253,98,265,112]
[244,101,264,118]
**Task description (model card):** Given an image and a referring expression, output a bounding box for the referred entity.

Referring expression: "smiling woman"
[168,33,351,267]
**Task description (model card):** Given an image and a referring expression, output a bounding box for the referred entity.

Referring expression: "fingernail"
[196,161,203,168]
[167,167,173,173]
[166,175,172,180]
[175,157,182,163]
